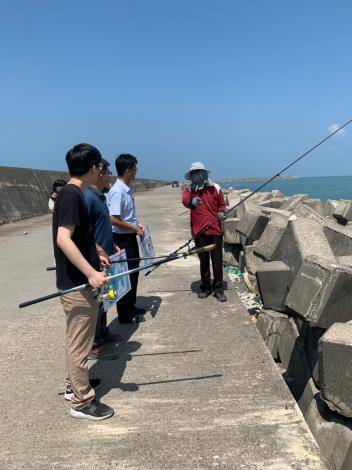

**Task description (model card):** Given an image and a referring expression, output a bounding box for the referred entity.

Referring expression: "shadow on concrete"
[147,289,193,293]
[133,349,203,357]
[190,280,229,293]
[88,295,161,400]
[136,373,223,387]
[90,339,141,399]
[89,316,141,399]
[136,295,162,319]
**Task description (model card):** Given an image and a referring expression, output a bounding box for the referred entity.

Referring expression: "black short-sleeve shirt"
[52,184,100,289]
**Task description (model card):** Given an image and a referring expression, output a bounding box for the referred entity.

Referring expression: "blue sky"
[0,0,351,179]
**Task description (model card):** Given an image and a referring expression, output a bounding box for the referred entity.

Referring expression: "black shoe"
[70,399,114,421]
[214,290,227,302]
[64,378,102,401]
[133,306,146,315]
[198,290,211,299]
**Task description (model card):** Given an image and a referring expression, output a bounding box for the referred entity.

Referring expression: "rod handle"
[18,283,90,309]
[19,291,65,308]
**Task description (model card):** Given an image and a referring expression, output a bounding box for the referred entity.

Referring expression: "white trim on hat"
[185,161,209,180]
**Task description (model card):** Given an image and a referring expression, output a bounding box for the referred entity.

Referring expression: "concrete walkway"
[0,186,327,469]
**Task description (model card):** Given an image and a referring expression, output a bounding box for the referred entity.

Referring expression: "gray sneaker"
[70,399,114,421]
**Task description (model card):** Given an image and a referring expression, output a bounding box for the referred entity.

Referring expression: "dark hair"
[52,178,67,192]
[100,158,110,173]
[115,153,138,177]
[65,143,102,176]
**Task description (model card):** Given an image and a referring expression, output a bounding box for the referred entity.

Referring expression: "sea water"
[220,176,352,201]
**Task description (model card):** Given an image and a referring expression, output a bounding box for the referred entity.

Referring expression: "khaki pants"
[60,290,99,410]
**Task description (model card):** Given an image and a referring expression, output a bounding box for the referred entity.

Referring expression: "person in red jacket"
[182,162,227,302]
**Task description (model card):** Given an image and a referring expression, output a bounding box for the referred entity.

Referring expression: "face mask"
[189,170,210,191]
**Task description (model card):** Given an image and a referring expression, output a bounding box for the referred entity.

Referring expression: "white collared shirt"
[107,179,138,234]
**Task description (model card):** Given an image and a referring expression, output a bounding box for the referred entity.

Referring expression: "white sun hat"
[184,161,209,180]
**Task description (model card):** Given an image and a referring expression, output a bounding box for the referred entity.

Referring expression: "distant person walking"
[182,162,227,302]
[107,154,146,323]
[84,159,122,358]
[48,178,67,212]
[53,143,114,420]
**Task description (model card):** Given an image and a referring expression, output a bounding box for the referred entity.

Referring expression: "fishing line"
[146,118,352,276]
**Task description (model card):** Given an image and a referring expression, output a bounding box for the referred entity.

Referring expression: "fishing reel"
[98,287,116,302]
[97,270,117,302]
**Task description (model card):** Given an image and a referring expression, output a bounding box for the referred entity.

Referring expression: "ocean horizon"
[219,176,352,201]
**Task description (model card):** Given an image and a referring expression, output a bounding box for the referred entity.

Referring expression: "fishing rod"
[146,118,352,277]
[45,247,204,271]
[19,244,215,309]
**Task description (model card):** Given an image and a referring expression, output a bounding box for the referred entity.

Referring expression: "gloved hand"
[191,197,202,208]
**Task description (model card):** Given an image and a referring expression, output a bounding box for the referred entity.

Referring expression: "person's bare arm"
[110,215,144,237]
[95,243,110,268]
[57,225,107,288]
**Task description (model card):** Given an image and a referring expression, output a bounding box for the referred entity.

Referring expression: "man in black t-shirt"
[53,143,114,421]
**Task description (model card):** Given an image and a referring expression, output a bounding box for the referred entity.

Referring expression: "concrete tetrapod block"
[256,261,291,311]
[235,200,259,222]
[223,243,241,267]
[248,192,271,204]
[318,322,352,418]
[324,224,352,256]
[280,194,309,211]
[243,243,265,275]
[239,250,245,272]
[293,202,328,226]
[226,195,241,217]
[258,197,285,209]
[298,377,319,416]
[285,256,352,328]
[292,321,324,387]
[223,217,241,244]
[237,207,269,244]
[269,189,284,199]
[272,218,336,285]
[236,188,251,195]
[305,394,352,470]
[299,323,325,388]
[337,255,352,268]
[302,199,325,216]
[254,211,290,261]
[239,233,247,248]
[255,309,289,360]
[333,200,352,225]
[277,318,311,398]
[323,199,338,218]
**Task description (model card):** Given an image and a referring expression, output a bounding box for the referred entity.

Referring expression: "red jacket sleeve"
[217,189,226,213]
[182,188,193,208]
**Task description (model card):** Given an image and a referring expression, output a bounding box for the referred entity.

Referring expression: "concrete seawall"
[0,166,168,224]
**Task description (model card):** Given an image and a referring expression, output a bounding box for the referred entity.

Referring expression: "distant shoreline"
[215,175,352,184]
[215,176,299,183]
